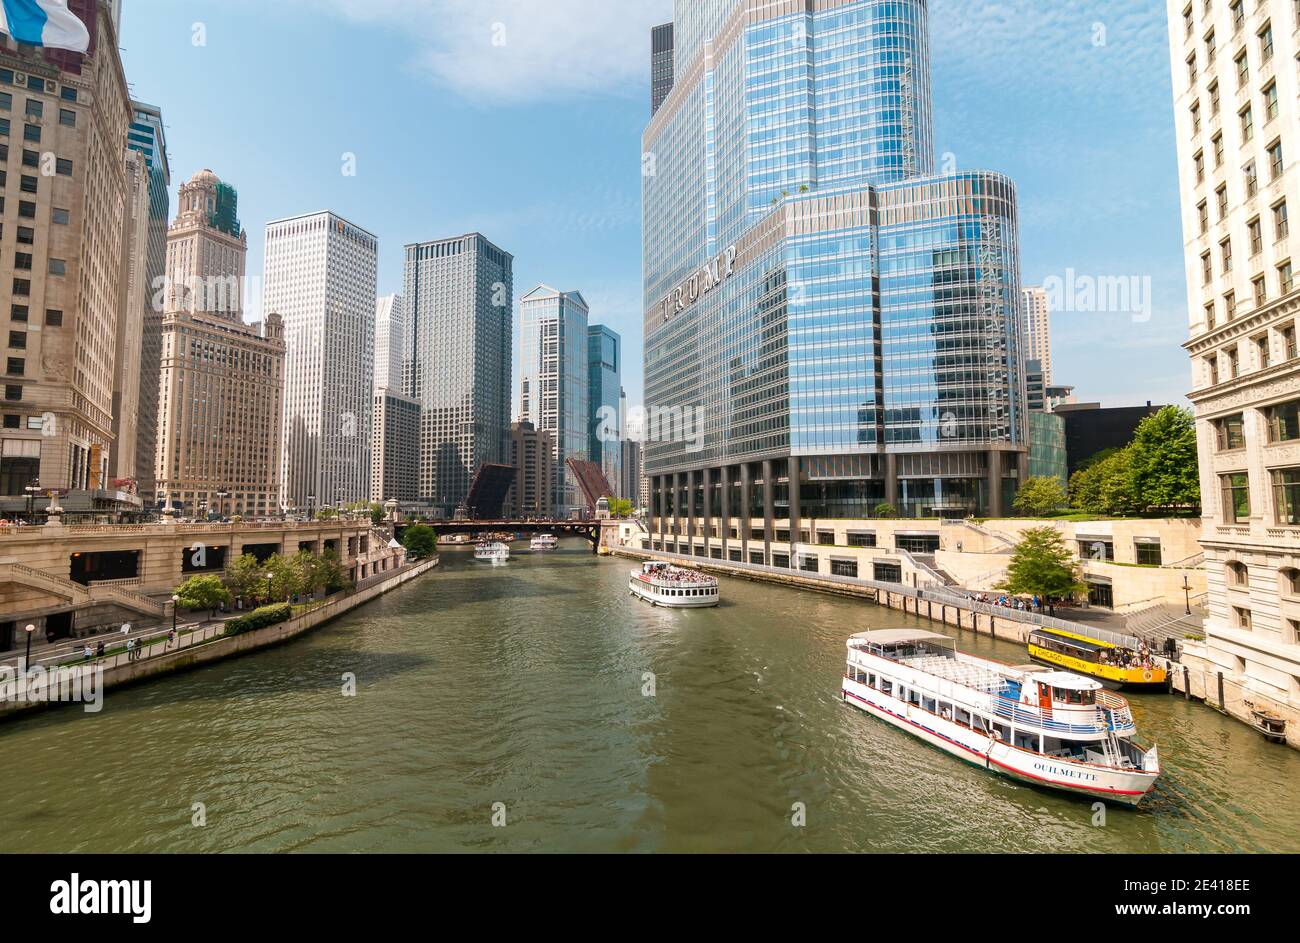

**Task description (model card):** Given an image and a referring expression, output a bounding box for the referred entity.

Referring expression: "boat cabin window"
[1052,686,1096,705]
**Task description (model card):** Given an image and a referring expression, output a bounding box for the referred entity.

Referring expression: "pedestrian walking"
[126,638,136,661]
[95,640,105,659]
[82,643,92,661]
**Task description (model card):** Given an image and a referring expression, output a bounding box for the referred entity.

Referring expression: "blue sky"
[120,0,1188,410]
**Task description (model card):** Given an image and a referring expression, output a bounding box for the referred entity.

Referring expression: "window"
[22,124,38,143]
[1218,184,1230,219]
[1191,102,1202,136]
[1184,4,1194,37]
[1231,0,1244,30]
[1226,290,1237,319]
[11,279,29,296]
[1078,539,1115,562]
[1212,131,1224,167]
[1189,52,1199,85]
[15,227,31,245]
[10,305,27,322]
[1134,541,1162,566]
[1218,413,1246,450]
[1249,217,1263,254]
[19,175,35,194]
[0,415,15,429]
[20,149,36,167]
[1281,568,1300,597]
[1264,81,1279,122]
[58,109,74,127]
[1195,149,1205,182]
[847,532,876,548]
[3,386,19,402]
[1202,251,1213,284]
[1236,51,1249,87]
[1280,260,1294,294]
[44,309,62,326]
[7,331,24,350]
[1222,237,1233,272]
[1207,355,1220,385]
[1253,274,1267,305]
[13,253,31,271]
[0,92,9,111]
[5,358,23,377]
[1205,301,1217,329]
[1269,398,1300,442]
[17,201,34,219]
[60,87,76,103]
[1241,105,1254,142]
[1260,22,1274,62]
[1276,469,1300,525]
[1234,607,1254,631]
[55,158,72,177]
[1209,79,1221,115]
[1245,160,1258,197]
[52,207,69,225]
[1258,334,1272,369]
[24,99,40,118]
[1275,200,1290,239]
[1199,200,1209,233]
[1222,472,1251,522]
[47,259,65,276]
[1205,28,1216,59]
[1269,139,1285,180]
[0,118,7,138]
[1283,324,1298,359]
[830,559,858,578]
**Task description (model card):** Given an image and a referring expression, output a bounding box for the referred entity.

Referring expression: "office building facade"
[374,293,403,393]
[265,211,377,514]
[371,387,419,504]
[155,170,286,519]
[505,419,555,519]
[0,4,131,504]
[519,285,589,516]
[108,147,148,484]
[403,233,512,515]
[643,0,1027,565]
[1169,0,1300,715]
[651,22,675,116]
[1021,285,1053,384]
[127,100,170,503]
[588,323,621,495]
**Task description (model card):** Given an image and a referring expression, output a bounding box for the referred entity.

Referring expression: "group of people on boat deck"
[649,568,714,584]
[1100,642,1156,671]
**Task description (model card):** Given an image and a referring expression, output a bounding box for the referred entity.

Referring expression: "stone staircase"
[0,563,166,618]
[1125,602,1207,645]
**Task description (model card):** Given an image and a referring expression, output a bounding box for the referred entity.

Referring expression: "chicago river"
[0,543,1296,853]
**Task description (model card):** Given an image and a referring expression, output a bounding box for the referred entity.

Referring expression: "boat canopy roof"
[1028,669,1104,692]
[849,630,953,646]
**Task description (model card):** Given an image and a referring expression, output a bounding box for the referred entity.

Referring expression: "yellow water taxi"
[1026,627,1168,690]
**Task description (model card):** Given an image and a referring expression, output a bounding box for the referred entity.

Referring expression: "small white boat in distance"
[841,630,1160,806]
[629,561,719,608]
[530,534,558,551]
[474,541,511,563]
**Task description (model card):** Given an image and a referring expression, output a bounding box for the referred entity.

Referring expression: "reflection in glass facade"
[519,286,590,516]
[644,0,1027,550]
[588,324,622,494]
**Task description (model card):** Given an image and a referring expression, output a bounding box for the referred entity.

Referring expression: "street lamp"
[217,490,229,521]
[171,595,180,636]
[1182,572,1192,616]
[264,571,273,602]
[23,623,34,671]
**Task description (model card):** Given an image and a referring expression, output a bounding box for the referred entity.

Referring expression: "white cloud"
[302,0,674,103]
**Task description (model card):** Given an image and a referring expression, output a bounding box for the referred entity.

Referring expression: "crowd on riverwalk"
[967,592,1057,614]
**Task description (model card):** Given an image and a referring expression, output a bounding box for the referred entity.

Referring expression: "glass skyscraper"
[519,286,589,517]
[587,324,622,494]
[643,0,1027,562]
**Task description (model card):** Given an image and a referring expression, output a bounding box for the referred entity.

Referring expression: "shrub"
[226,603,292,636]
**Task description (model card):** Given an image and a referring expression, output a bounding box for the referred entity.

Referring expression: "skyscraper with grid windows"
[643,0,1027,566]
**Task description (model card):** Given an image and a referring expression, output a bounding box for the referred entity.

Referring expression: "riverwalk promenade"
[0,556,439,720]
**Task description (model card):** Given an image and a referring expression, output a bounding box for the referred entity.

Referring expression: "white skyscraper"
[1021,286,1053,385]
[374,294,404,393]
[264,212,378,513]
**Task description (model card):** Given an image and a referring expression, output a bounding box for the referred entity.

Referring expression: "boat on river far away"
[530,534,559,551]
[629,561,720,608]
[842,630,1161,806]
[474,541,511,563]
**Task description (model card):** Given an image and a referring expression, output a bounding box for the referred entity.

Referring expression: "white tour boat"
[841,630,1160,806]
[530,534,559,551]
[474,541,511,563]
[628,561,720,608]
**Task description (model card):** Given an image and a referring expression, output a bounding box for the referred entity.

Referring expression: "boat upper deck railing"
[867,652,1137,736]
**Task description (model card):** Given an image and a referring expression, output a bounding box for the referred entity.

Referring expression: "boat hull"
[841,679,1157,806]
[1027,648,1168,691]
[628,578,719,608]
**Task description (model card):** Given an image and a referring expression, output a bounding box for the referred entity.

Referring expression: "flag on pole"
[0,0,91,53]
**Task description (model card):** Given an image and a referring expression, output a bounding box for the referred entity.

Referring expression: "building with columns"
[1169,0,1300,733]
[642,0,1027,566]
[154,170,286,519]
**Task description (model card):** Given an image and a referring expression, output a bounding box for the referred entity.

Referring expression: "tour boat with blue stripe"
[842,630,1160,806]
[629,561,719,608]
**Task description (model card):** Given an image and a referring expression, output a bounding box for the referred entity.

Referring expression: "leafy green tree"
[607,498,634,518]
[873,502,898,519]
[319,550,349,593]
[224,553,265,601]
[402,524,437,560]
[175,574,232,617]
[1129,406,1200,512]
[264,553,303,603]
[1012,476,1068,517]
[997,526,1086,601]
[315,506,338,521]
[292,550,328,596]
[1069,447,1139,516]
